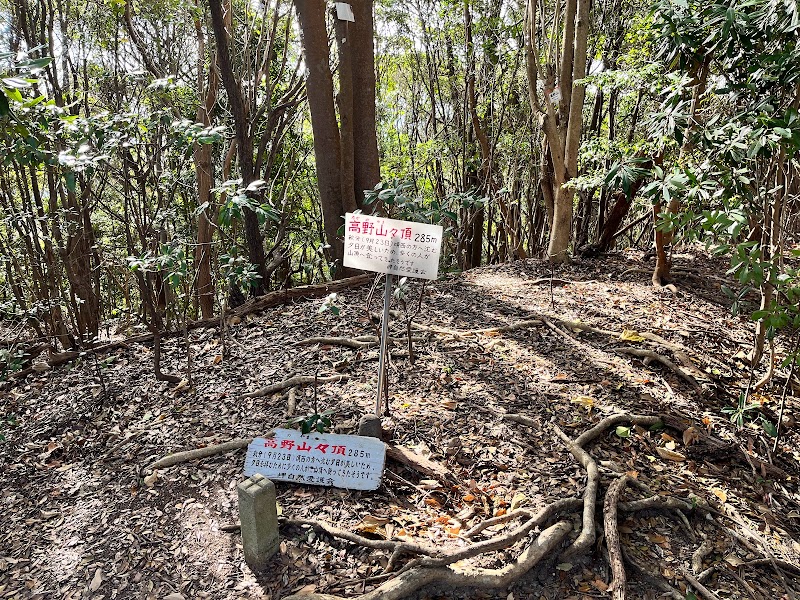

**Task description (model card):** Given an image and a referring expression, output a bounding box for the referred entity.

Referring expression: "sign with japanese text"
[244,429,386,491]
[343,213,443,280]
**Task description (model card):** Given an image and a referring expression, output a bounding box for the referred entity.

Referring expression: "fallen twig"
[683,571,722,600]
[411,319,542,339]
[385,443,454,485]
[281,517,440,557]
[692,536,714,574]
[604,475,631,600]
[244,374,349,398]
[145,437,255,472]
[295,336,377,349]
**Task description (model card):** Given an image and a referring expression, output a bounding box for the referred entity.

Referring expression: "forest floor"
[2,248,800,600]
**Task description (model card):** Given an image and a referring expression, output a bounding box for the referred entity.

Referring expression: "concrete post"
[237,474,279,572]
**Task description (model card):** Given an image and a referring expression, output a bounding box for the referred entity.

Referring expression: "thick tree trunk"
[294,0,347,273]
[334,14,358,215]
[350,0,380,207]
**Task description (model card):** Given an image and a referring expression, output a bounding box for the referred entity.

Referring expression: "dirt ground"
[2,249,799,600]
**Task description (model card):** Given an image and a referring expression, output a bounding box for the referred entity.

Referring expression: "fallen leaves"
[655,447,686,462]
[619,329,646,342]
[89,568,102,592]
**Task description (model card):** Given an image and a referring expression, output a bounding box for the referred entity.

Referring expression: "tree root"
[553,424,599,558]
[280,517,441,558]
[621,547,683,600]
[144,437,255,472]
[611,346,701,389]
[283,411,743,600]
[244,374,350,398]
[573,414,662,448]
[604,475,631,600]
[692,535,714,574]
[684,571,723,600]
[414,498,583,569]
[281,521,572,600]
[411,319,542,339]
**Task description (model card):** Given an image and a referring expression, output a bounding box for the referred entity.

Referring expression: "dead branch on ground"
[244,374,350,398]
[144,437,256,472]
[604,475,631,600]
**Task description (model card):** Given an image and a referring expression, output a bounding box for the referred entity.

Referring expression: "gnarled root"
[282,521,572,600]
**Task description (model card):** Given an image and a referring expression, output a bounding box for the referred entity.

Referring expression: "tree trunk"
[334,13,358,215]
[294,0,347,273]
[194,7,219,318]
[209,0,267,295]
[350,0,380,207]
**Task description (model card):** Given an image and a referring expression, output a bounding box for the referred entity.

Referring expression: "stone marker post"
[237,474,279,572]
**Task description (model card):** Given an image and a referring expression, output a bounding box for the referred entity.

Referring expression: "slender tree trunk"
[194,7,219,318]
[209,0,267,295]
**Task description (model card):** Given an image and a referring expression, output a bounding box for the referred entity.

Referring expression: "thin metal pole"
[375,273,392,415]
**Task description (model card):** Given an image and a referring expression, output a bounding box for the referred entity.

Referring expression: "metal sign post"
[374,273,392,415]
[342,213,442,430]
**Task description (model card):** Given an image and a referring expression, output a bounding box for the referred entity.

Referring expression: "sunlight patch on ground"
[178,497,237,582]
[39,491,106,585]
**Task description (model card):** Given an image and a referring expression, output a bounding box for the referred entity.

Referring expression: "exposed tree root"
[244,374,350,398]
[411,319,542,338]
[618,495,693,513]
[611,346,701,389]
[604,475,631,600]
[144,437,255,472]
[280,410,782,600]
[413,498,582,569]
[573,414,662,448]
[281,520,572,600]
[684,571,723,600]
[280,517,441,558]
[553,424,599,557]
[692,535,715,574]
[741,558,800,577]
[621,547,683,600]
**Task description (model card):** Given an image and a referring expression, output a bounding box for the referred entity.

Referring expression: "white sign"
[547,87,562,106]
[343,213,443,280]
[335,2,354,21]
[244,429,386,491]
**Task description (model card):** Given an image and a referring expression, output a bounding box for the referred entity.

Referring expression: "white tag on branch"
[335,2,354,21]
